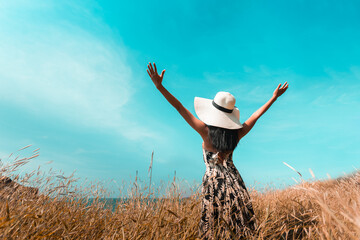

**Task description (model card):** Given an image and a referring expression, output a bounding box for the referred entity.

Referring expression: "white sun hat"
[194,91,243,129]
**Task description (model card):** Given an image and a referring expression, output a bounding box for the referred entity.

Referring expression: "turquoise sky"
[1,1,359,196]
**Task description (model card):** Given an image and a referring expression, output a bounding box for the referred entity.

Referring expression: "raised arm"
[147,62,207,137]
[238,82,289,140]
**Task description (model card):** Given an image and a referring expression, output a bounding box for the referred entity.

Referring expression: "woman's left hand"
[273,81,289,99]
[147,62,165,89]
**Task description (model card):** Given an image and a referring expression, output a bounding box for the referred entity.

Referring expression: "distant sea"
[86,198,160,212]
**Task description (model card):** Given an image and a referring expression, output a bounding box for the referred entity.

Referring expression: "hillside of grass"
[0,148,359,239]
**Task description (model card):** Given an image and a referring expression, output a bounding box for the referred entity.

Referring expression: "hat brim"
[194,97,243,129]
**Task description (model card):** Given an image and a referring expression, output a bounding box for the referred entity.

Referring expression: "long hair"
[207,125,239,153]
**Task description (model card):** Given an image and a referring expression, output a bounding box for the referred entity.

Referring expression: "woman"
[147,62,288,239]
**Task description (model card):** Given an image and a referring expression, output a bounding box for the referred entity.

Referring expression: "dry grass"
[1,147,360,239]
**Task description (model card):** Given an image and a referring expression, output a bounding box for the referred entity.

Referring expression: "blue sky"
[0,1,359,196]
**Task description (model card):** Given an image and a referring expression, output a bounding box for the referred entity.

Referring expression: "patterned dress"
[199,147,257,239]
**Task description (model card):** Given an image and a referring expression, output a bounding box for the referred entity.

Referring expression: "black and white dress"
[199,147,257,239]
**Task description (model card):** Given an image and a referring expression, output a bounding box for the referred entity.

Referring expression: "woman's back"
[199,145,257,239]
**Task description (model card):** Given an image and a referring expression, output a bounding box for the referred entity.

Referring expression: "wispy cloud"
[0,0,163,144]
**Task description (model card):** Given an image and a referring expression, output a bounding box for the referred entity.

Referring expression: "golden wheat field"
[1,147,360,239]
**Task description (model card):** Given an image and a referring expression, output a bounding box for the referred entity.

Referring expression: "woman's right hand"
[147,62,166,89]
[273,81,289,99]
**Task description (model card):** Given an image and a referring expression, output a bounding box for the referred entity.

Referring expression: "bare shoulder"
[201,126,216,151]
[200,125,209,142]
[237,121,254,141]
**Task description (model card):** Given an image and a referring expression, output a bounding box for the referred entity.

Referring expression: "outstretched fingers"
[160,69,166,78]
[148,62,154,75]
[281,82,289,95]
[147,62,164,78]
[154,63,158,74]
[284,82,289,89]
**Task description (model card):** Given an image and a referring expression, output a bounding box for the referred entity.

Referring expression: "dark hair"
[207,125,239,152]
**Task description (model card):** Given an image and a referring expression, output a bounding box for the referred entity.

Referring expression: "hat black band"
[212,100,233,113]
